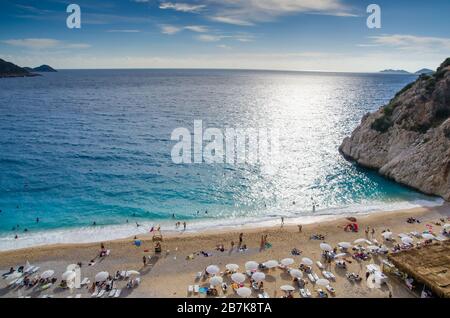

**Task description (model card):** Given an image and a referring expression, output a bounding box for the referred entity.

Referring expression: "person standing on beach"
[298,224,302,233]
[36,217,39,223]
[183,222,186,231]
[281,217,284,228]
[239,233,243,246]
[143,256,147,266]
[371,227,375,238]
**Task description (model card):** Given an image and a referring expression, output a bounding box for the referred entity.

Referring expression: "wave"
[0,197,443,251]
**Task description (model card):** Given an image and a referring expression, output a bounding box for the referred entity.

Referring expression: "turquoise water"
[0,70,441,249]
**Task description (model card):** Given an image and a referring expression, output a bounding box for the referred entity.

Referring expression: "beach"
[1,204,449,298]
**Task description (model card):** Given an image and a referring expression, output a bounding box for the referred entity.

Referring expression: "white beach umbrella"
[290,269,303,279]
[320,243,333,252]
[231,273,246,284]
[382,232,393,239]
[61,271,76,281]
[301,257,313,266]
[316,278,330,287]
[95,271,109,282]
[401,237,414,245]
[225,264,239,272]
[422,233,435,240]
[354,238,367,244]
[126,270,140,276]
[264,260,279,269]
[41,270,55,279]
[245,261,259,271]
[338,242,351,249]
[236,287,252,298]
[281,258,294,266]
[252,272,265,282]
[206,265,220,275]
[443,224,450,230]
[280,285,295,292]
[209,276,223,287]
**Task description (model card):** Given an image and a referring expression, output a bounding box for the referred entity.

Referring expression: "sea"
[0,69,443,250]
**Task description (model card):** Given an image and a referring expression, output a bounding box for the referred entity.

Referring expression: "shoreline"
[0,197,444,252]
[1,203,449,298]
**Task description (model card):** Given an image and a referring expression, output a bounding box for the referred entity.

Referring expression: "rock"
[340,58,450,201]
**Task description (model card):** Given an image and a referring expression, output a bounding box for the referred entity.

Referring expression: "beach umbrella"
[245,261,259,271]
[206,265,220,275]
[281,258,294,266]
[354,238,367,244]
[338,242,351,249]
[320,243,333,251]
[126,270,140,276]
[231,273,246,284]
[422,233,435,240]
[316,278,330,287]
[334,253,347,258]
[225,264,239,272]
[301,257,313,266]
[280,285,295,292]
[41,270,55,279]
[209,276,223,287]
[346,217,357,222]
[134,240,141,247]
[236,287,252,298]
[264,260,279,269]
[61,271,76,281]
[252,272,265,282]
[401,237,414,245]
[382,232,393,239]
[95,271,109,282]
[290,269,303,279]
[443,224,450,230]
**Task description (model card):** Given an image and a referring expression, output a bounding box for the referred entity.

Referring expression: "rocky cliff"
[340,58,450,200]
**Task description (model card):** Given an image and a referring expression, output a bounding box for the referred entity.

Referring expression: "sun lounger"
[312,272,320,281]
[15,277,24,286]
[80,277,90,286]
[299,289,308,298]
[306,288,312,297]
[258,292,269,298]
[109,289,117,297]
[8,278,19,287]
[326,285,336,294]
[75,294,81,298]
[114,289,121,298]
[194,285,199,293]
[91,288,99,297]
[316,261,325,269]
[66,295,73,298]
[188,285,194,294]
[120,271,126,278]
[97,289,106,298]
[307,273,315,283]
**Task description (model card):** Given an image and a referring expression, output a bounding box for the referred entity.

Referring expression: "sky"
[1,0,449,72]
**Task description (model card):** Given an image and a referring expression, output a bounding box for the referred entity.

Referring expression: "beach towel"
[199,287,208,294]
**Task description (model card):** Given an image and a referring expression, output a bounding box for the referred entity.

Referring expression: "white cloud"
[368,34,450,51]
[159,2,206,13]
[160,25,183,35]
[3,38,91,50]
[207,0,356,26]
[196,34,223,42]
[217,44,232,50]
[184,25,208,33]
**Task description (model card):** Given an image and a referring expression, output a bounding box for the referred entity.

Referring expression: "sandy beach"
[1,204,449,298]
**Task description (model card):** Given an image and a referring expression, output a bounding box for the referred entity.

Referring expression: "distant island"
[379,69,413,75]
[379,68,435,75]
[414,68,434,75]
[0,58,57,78]
[0,58,39,78]
[33,64,57,72]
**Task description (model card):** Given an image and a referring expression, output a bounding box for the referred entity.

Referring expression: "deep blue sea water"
[0,69,442,250]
